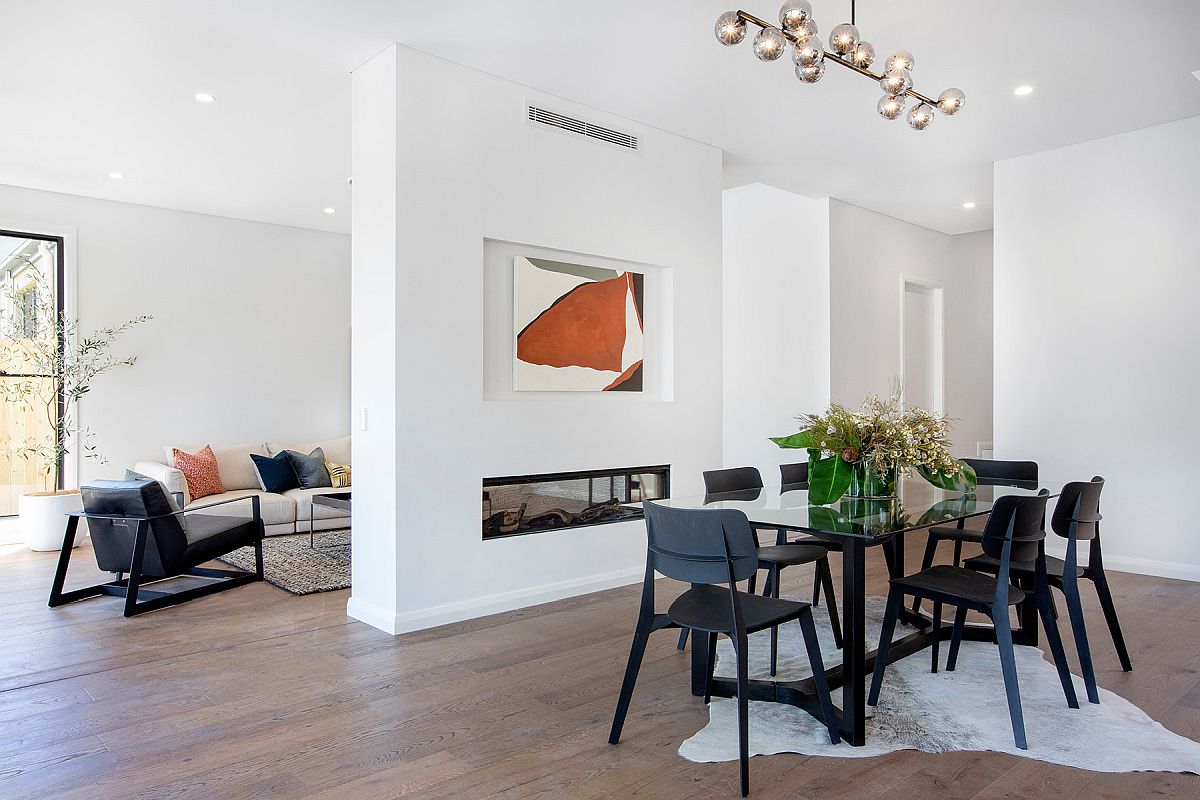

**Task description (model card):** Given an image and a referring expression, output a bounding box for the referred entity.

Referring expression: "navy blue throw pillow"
[250,452,299,493]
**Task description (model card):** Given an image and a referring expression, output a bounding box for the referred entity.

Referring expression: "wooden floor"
[3,538,1200,800]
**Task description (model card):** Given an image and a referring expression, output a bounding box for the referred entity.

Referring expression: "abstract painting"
[514,256,644,392]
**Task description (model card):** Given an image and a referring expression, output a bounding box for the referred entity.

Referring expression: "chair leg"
[734,632,751,798]
[992,608,1028,750]
[910,534,939,615]
[817,558,843,650]
[811,570,822,607]
[1036,582,1080,709]
[122,521,150,618]
[1092,573,1133,672]
[762,562,776,598]
[47,517,81,607]
[946,606,968,671]
[930,601,943,673]
[747,571,757,596]
[677,628,690,651]
[868,589,903,706]
[704,632,718,704]
[1062,579,1100,704]
[770,566,780,676]
[797,606,840,744]
[609,611,655,744]
[952,539,963,567]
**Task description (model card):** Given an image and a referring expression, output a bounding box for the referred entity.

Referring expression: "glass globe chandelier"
[714,0,965,131]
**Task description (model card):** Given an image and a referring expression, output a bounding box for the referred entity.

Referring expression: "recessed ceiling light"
[194,92,215,103]
[108,171,124,180]
[962,201,976,209]
[1013,85,1034,96]
[323,207,336,214]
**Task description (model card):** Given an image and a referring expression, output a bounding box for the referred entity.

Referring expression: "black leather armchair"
[49,477,264,617]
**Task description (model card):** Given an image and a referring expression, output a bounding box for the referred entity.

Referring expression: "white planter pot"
[20,491,86,551]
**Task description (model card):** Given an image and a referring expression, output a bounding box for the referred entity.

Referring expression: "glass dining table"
[651,478,1058,746]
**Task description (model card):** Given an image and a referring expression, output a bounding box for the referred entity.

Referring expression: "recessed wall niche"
[481,238,673,401]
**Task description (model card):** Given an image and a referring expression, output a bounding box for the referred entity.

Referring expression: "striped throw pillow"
[325,462,352,488]
[172,445,225,501]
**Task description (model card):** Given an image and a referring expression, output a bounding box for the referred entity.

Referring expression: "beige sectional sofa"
[133,436,351,537]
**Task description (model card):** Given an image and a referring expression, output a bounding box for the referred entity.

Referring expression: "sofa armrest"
[133,460,188,508]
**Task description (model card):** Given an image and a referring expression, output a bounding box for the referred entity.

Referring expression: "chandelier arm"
[735,9,937,106]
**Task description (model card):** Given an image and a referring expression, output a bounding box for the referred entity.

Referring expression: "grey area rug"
[680,595,1200,773]
[218,531,350,595]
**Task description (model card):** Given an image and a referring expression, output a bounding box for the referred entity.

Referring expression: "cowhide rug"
[679,596,1200,773]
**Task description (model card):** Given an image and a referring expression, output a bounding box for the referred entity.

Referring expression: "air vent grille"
[527,105,639,151]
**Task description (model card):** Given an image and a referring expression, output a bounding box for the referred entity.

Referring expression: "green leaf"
[768,430,821,449]
[806,506,854,534]
[808,456,853,505]
[918,460,978,493]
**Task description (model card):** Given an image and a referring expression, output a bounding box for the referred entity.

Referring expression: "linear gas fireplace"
[482,465,670,540]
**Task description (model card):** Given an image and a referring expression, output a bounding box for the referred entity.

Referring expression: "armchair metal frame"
[49,495,264,617]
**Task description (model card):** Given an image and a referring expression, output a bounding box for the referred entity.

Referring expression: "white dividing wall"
[721,184,830,479]
[829,200,993,458]
[994,114,1200,580]
[350,45,723,634]
[0,184,350,483]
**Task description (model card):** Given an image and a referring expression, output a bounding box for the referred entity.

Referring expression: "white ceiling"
[2,0,1199,236]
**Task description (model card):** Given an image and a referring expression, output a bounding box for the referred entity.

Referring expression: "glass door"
[0,231,65,515]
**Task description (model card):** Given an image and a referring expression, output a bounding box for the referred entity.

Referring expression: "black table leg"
[841,537,867,746]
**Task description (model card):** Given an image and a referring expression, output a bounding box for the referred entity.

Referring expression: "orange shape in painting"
[517,274,629,372]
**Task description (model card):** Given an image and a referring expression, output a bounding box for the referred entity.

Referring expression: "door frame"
[897,275,945,416]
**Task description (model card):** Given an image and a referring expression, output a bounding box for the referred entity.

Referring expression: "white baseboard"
[1043,541,1200,583]
[346,565,645,636]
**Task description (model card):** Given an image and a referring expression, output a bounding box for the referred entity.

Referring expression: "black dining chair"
[965,476,1128,704]
[868,491,1078,750]
[910,458,1038,616]
[677,467,842,655]
[779,461,809,492]
[609,501,839,796]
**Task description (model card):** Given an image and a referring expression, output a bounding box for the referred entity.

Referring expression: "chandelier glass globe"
[879,67,913,95]
[937,87,966,115]
[877,94,906,121]
[850,41,876,68]
[886,49,915,72]
[908,102,935,130]
[792,18,818,40]
[714,11,748,46]
[752,27,788,61]
[778,0,812,31]
[792,36,825,66]
[828,23,860,55]
[795,61,827,83]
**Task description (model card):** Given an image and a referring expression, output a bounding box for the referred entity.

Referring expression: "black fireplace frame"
[482,464,671,541]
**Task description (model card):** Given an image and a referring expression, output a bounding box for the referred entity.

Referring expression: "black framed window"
[0,229,66,514]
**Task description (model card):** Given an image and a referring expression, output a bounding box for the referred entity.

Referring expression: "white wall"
[829,200,993,458]
[721,184,830,479]
[994,115,1200,580]
[0,183,351,483]
[350,45,723,634]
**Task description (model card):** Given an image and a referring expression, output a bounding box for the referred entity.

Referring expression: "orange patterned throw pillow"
[172,445,225,501]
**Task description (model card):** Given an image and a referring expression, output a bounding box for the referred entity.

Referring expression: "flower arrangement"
[770,381,976,504]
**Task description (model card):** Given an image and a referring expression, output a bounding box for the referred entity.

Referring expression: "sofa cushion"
[285,487,352,522]
[249,452,299,493]
[185,489,296,527]
[284,448,332,489]
[325,462,351,488]
[172,446,225,501]
[166,442,268,491]
[268,436,350,466]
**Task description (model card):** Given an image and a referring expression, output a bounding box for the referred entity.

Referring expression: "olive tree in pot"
[0,267,150,550]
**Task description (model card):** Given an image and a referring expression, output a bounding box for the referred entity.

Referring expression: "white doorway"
[900,278,944,415]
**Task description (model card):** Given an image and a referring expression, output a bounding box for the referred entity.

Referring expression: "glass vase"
[847,462,898,498]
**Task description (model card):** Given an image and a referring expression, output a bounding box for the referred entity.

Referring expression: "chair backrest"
[702,466,763,495]
[643,501,759,585]
[81,478,187,577]
[963,458,1039,488]
[779,461,809,491]
[980,491,1050,563]
[1050,476,1104,541]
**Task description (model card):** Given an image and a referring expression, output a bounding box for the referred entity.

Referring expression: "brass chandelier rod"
[735,9,937,106]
